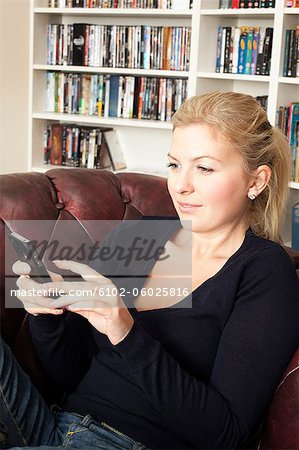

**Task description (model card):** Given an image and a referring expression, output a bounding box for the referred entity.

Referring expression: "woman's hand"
[12,260,64,316]
[43,260,134,345]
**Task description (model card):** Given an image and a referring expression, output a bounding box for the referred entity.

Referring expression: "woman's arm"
[113,245,299,449]
[29,311,97,391]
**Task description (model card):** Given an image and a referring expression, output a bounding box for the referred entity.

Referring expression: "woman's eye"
[166,162,179,169]
[197,166,213,173]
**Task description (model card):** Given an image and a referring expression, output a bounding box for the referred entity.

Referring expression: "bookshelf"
[29,0,298,243]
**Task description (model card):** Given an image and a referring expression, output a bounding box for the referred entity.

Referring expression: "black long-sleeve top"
[29,219,299,449]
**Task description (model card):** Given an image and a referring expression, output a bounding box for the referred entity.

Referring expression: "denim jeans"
[0,336,148,450]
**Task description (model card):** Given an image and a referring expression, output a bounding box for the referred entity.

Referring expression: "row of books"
[46,72,188,121]
[47,24,191,71]
[276,102,299,182]
[283,28,299,78]
[48,0,192,7]
[44,125,127,170]
[215,26,273,75]
[219,0,275,7]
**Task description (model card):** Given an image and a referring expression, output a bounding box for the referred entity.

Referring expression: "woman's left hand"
[44,260,134,345]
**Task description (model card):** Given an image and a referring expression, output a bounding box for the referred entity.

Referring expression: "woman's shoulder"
[238,229,298,285]
[246,229,295,263]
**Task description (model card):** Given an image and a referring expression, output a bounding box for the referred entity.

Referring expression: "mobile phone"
[9,231,53,284]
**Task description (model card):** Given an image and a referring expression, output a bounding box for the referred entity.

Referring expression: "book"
[260,27,273,76]
[291,203,299,251]
[256,27,266,75]
[98,132,113,170]
[232,27,240,73]
[73,23,86,66]
[108,75,120,117]
[287,102,299,147]
[103,129,127,170]
[251,28,259,75]
[50,125,63,165]
[43,126,51,164]
[223,27,232,73]
[244,28,254,74]
[295,122,299,182]
[285,29,297,77]
[238,28,248,74]
[215,26,223,73]
[283,30,292,77]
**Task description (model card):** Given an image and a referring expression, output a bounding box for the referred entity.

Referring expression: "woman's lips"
[177,202,203,213]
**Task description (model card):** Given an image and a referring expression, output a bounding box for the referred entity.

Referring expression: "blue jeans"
[0,336,148,449]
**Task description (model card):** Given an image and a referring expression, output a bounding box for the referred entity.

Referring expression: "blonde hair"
[172,91,292,242]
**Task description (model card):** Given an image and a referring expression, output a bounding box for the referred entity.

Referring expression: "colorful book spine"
[238,28,248,74]
[244,28,254,74]
[251,28,259,75]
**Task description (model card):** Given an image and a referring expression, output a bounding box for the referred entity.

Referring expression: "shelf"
[32,112,173,129]
[32,164,76,173]
[289,181,299,190]
[200,8,275,18]
[197,72,270,82]
[33,64,189,78]
[279,77,299,85]
[284,7,299,14]
[34,7,192,17]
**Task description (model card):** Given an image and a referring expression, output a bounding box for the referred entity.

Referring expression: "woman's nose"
[173,170,194,194]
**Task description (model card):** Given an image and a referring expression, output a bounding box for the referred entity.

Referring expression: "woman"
[3,91,299,449]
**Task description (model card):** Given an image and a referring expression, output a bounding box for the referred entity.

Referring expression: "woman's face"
[167,124,252,234]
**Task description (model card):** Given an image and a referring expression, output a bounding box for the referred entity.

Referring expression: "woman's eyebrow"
[167,153,222,163]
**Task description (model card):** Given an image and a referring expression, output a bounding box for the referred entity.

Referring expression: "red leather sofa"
[1,168,299,449]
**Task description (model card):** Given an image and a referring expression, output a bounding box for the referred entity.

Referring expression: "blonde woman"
[5,91,299,450]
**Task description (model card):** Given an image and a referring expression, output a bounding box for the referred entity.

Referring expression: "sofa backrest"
[0,168,298,449]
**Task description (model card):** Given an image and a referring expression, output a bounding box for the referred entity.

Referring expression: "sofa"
[1,168,299,449]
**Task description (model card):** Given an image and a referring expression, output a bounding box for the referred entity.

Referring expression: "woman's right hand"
[12,260,64,316]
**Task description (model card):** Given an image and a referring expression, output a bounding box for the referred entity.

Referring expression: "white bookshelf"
[29,0,299,243]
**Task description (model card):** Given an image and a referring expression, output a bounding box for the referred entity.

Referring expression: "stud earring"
[248,193,256,200]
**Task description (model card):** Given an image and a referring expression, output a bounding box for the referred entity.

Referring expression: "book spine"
[286,29,296,77]
[260,28,272,75]
[250,28,259,75]
[283,30,291,77]
[219,27,227,73]
[232,27,240,73]
[238,29,247,74]
[223,27,231,73]
[255,27,266,75]
[215,26,223,73]
[244,29,254,74]
[50,125,63,165]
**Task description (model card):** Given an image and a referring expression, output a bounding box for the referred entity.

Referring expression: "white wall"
[0,0,30,174]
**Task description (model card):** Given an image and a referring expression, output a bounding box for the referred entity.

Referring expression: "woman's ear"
[247,165,272,199]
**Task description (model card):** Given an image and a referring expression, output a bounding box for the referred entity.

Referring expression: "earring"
[248,193,256,200]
